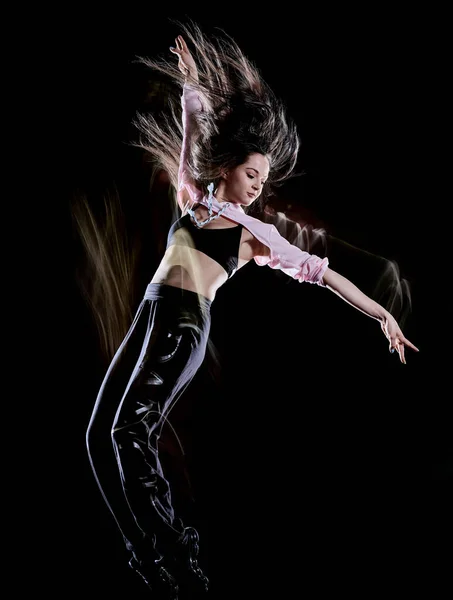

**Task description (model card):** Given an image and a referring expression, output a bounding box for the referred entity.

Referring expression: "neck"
[212,186,228,204]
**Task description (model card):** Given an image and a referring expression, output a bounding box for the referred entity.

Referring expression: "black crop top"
[166,213,243,278]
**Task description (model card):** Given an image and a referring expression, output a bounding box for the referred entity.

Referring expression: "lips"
[247,193,256,199]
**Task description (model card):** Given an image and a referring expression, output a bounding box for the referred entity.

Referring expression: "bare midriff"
[150,208,258,301]
[150,244,231,301]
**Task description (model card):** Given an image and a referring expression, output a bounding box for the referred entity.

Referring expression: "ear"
[220,171,228,180]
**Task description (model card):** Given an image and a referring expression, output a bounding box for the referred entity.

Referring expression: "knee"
[86,416,114,458]
[85,419,98,455]
[111,418,127,446]
[110,425,119,445]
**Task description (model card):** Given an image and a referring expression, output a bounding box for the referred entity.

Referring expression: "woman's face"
[218,153,270,206]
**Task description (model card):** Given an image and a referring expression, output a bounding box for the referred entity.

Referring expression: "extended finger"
[176,36,186,52]
[402,336,420,352]
[397,341,406,364]
[177,35,188,52]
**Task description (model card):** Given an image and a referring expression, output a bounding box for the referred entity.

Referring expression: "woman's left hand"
[170,35,198,82]
[380,313,419,364]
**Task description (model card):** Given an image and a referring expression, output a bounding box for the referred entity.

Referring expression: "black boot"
[170,527,209,595]
[129,556,179,599]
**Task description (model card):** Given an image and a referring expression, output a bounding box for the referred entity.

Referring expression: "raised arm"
[170,36,203,211]
[322,267,419,364]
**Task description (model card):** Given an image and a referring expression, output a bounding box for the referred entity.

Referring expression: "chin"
[233,198,251,207]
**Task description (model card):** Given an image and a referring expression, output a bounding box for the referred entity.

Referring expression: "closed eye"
[247,171,267,184]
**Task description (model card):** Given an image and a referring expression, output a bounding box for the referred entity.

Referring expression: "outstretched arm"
[322,267,419,364]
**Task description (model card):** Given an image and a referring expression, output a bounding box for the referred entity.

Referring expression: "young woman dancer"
[86,23,418,599]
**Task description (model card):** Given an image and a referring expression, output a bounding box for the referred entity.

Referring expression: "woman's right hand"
[170,35,198,82]
[380,312,419,365]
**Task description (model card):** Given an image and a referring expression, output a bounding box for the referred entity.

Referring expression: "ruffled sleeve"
[253,224,329,286]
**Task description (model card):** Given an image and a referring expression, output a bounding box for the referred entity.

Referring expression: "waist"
[151,246,231,301]
[144,282,212,313]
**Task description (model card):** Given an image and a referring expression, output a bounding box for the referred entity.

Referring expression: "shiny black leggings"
[86,283,211,566]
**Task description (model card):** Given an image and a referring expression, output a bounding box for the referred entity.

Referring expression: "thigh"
[115,302,210,429]
[87,299,154,432]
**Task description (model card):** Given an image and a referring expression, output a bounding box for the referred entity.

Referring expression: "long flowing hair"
[73,20,412,369]
[75,20,300,363]
[133,20,300,216]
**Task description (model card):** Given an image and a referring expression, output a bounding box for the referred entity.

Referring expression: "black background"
[14,6,451,597]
